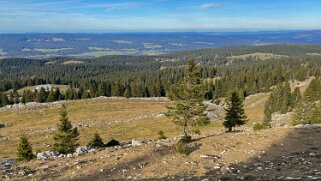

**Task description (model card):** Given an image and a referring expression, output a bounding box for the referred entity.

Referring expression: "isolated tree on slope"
[224,91,247,132]
[17,135,35,161]
[166,60,209,138]
[53,105,79,154]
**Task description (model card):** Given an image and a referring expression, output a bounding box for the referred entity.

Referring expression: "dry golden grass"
[0,78,313,160]
[243,93,269,125]
[0,98,222,160]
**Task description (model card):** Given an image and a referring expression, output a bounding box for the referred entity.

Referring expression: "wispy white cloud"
[105,2,140,12]
[0,0,320,32]
[200,3,221,9]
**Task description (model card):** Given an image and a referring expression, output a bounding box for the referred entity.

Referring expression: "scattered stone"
[67,154,73,158]
[200,155,210,159]
[0,159,16,168]
[213,166,221,170]
[37,151,60,160]
[131,139,143,146]
[309,152,318,157]
[74,147,89,156]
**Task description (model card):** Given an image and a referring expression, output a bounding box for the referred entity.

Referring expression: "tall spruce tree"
[17,135,35,161]
[311,103,321,124]
[280,82,291,114]
[304,78,321,102]
[47,88,55,102]
[36,87,47,103]
[53,105,79,154]
[224,91,247,132]
[292,98,313,125]
[166,60,209,137]
[290,87,301,108]
[124,87,131,98]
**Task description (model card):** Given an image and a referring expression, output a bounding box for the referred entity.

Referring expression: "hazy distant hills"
[0,30,321,58]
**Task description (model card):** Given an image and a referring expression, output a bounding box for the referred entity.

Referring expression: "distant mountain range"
[1,30,321,58]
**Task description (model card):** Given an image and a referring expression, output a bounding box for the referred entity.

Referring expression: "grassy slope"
[0,78,313,160]
[0,95,256,160]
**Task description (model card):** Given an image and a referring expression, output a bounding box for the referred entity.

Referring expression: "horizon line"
[1,29,320,34]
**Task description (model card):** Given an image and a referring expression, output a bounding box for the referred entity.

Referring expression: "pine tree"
[97,82,107,96]
[310,103,321,124]
[223,91,247,132]
[47,88,55,102]
[304,78,321,102]
[0,93,9,107]
[290,87,301,108]
[36,87,47,103]
[87,133,104,148]
[17,135,35,161]
[292,98,313,125]
[166,60,209,138]
[111,82,122,96]
[280,82,291,114]
[264,100,273,123]
[124,87,131,98]
[81,90,91,99]
[54,88,62,101]
[53,105,79,154]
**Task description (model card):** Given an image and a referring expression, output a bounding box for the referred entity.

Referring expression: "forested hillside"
[1,44,321,107]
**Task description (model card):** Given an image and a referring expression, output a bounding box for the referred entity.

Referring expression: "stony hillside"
[2,125,321,181]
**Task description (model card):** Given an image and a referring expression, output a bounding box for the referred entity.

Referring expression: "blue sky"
[0,0,321,33]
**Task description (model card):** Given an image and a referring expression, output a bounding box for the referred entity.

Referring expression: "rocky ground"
[1,125,321,181]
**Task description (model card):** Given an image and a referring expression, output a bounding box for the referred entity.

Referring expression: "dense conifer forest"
[1,44,321,107]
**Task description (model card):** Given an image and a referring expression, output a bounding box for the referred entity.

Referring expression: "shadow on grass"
[69,144,174,181]
[154,127,321,180]
[68,127,321,181]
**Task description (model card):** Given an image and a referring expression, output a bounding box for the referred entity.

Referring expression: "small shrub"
[179,135,192,143]
[174,142,187,155]
[87,133,104,148]
[17,135,35,162]
[253,123,265,131]
[158,130,167,140]
[106,139,120,147]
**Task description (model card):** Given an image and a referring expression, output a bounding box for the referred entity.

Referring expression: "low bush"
[253,123,266,131]
[174,142,187,155]
[158,130,167,140]
[87,133,104,148]
[179,135,192,143]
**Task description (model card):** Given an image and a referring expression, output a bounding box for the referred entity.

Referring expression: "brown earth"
[3,126,321,181]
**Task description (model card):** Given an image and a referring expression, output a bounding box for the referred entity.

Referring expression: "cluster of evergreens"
[264,82,298,122]
[293,78,321,125]
[17,105,119,161]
